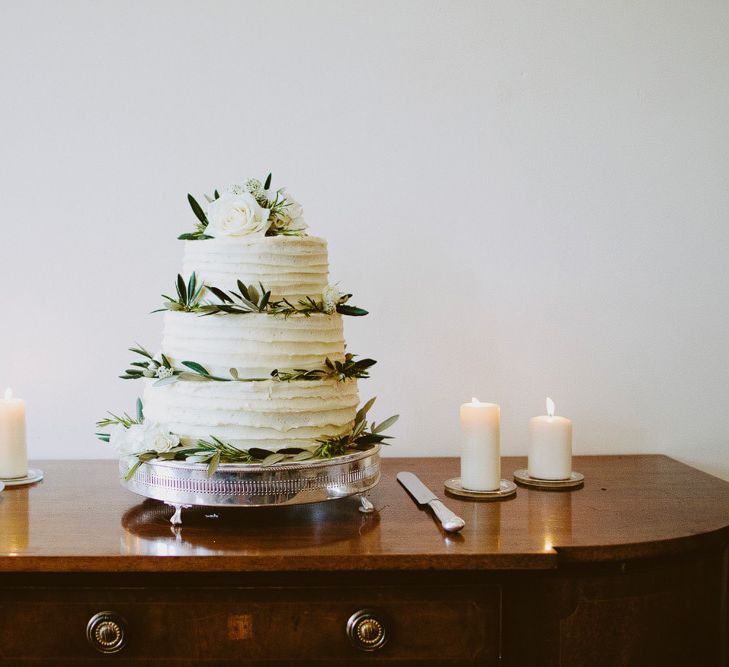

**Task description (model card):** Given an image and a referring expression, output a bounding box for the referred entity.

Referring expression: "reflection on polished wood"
[120,497,382,556]
[0,455,728,666]
[0,479,28,553]
[527,484,572,552]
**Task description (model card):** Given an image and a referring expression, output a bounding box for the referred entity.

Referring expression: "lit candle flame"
[546,397,555,417]
[471,397,480,405]
[3,388,12,401]
[544,538,553,552]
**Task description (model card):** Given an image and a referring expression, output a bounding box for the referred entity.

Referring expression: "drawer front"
[0,585,499,665]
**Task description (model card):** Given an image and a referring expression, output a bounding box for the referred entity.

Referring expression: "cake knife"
[397,472,465,533]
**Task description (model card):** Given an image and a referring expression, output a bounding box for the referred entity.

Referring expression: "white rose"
[142,423,180,453]
[109,424,147,455]
[282,192,307,232]
[205,191,271,238]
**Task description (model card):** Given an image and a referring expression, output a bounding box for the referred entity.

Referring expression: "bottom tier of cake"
[142,377,359,451]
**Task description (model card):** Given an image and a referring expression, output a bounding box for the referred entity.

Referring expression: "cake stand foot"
[166,503,191,525]
[358,493,375,514]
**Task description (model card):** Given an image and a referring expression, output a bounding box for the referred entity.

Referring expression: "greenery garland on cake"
[119,345,377,386]
[154,273,368,318]
[96,397,397,480]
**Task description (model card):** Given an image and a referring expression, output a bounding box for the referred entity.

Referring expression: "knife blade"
[397,471,465,533]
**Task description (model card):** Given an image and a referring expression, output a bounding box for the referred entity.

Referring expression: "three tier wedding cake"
[98,174,396,478]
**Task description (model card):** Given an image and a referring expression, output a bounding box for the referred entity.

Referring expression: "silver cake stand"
[120,445,381,525]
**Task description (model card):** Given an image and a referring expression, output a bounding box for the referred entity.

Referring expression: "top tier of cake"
[182,235,329,301]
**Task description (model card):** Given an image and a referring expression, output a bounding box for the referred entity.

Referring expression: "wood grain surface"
[1,455,728,573]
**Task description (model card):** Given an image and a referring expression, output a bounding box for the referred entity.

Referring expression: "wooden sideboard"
[0,455,728,666]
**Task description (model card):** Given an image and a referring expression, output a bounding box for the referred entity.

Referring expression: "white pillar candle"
[528,397,572,480]
[0,388,28,479]
[460,397,501,491]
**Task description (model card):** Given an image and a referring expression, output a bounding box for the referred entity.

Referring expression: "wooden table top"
[0,455,728,573]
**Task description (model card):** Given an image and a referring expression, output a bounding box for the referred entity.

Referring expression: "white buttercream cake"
[143,235,359,451]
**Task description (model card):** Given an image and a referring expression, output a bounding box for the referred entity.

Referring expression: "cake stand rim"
[118,445,382,508]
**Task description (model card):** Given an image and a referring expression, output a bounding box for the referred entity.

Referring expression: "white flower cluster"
[322,285,341,314]
[244,178,262,195]
[139,353,175,379]
[204,177,307,239]
[267,190,307,236]
[109,422,180,455]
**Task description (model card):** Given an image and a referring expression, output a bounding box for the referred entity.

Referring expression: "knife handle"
[428,499,465,533]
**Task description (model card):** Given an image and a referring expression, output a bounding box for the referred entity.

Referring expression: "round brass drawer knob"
[346,609,388,652]
[86,611,127,654]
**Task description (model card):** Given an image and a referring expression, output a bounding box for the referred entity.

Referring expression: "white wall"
[1,1,728,478]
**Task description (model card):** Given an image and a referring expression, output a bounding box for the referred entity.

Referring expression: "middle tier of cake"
[160,311,345,377]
